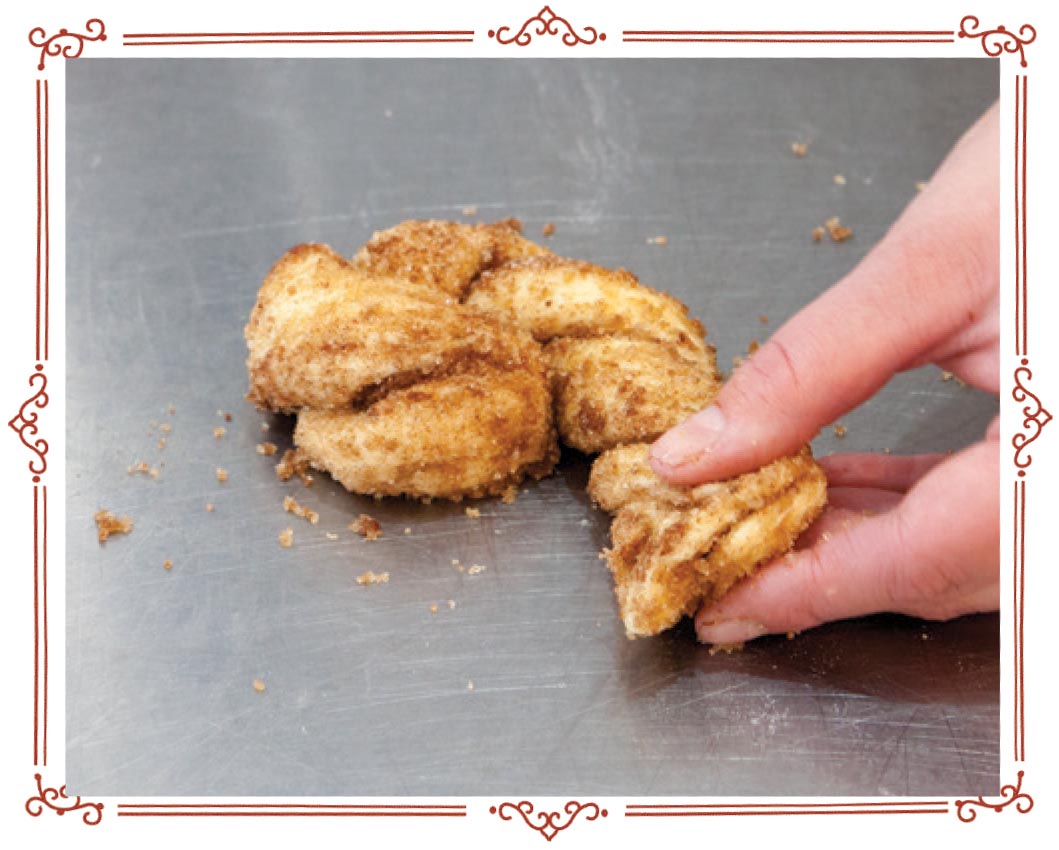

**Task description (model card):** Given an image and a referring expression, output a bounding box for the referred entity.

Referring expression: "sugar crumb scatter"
[253,679,266,693]
[213,426,226,439]
[464,507,481,519]
[283,495,319,525]
[356,570,390,586]
[351,514,382,540]
[278,527,294,547]
[790,141,809,157]
[256,441,278,456]
[95,509,133,542]
[833,424,847,438]
[824,216,853,242]
[833,174,847,185]
[215,467,228,482]
[163,559,173,570]
[542,222,556,237]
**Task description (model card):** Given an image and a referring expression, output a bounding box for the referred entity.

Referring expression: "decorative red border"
[123,29,474,47]
[11,8,1045,836]
[116,803,466,818]
[623,29,956,44]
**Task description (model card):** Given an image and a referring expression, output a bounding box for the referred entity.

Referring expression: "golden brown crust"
[245,243,537,412]
[351,218,550,299]
[546,336,721,453]
[295,360,558,501]
[466,255,708,356]
[588,444,827,638]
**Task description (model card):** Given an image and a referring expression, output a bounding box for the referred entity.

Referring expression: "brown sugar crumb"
[159,423,172,434]
[253,679,266,693]
[213,426,226,439]
[205,503,215,513]
[833,423,847,438]
[95,509,133,543]
[157,438,167,450]
[404,527,412,535]
[127,461,161,480]
[283,495,319,525]
[915,181,928,192]
[464,507,481,519]
[759,314,769,324]
[275,448,312,485]
[256,441,278,456]
[278,527,294,548]
[646,235,669,246]
[790,141,809,157]
[462,205,478,216]
[168,404,176,415]
[542,222,556,237]
[824,216,853,242]
[501,486,518,505]
[941,370,954,382]
[447,599,457,610]
[163,559,173,570]
[356,570,390,586]
[215,467,228,483]
[833,174,847,186]
[429,603,439,614]
[467,564,488,576]
[351,514,382,540]
[708,642,745,656]
[223,412,233,422]
[811,226,826,242]
[747,339,760,355]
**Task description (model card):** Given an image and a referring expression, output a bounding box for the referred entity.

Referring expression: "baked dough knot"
[245,217,827,637]
[245,220,558,501]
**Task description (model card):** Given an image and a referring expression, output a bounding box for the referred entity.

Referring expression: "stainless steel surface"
[67,58,999,796]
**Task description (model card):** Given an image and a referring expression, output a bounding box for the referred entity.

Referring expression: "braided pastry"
[245,218,826,637]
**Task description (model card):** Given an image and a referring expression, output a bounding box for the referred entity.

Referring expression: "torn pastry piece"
[295,358,557,501]
[588,443,827,638]
[351,218,551,299]
[466,254,718,452]
[546,336,721,453]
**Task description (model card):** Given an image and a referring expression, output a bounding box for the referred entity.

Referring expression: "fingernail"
[651,406,727,470]
[696,619,767,645]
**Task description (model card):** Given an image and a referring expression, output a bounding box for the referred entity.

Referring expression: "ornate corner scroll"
[8,365,49,481]
[1012,361,1051,476]
[490,800,607,841]
[28,18,107,71]
[26,774,104,825]
[958,16,1036,66]
[955,771,1033,822]
[489,6,605,46]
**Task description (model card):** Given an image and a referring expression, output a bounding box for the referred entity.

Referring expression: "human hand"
[649,102,1001,645]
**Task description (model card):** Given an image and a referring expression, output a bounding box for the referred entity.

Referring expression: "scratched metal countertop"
[66,58,999,797]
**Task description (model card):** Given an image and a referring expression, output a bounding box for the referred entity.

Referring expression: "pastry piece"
[245,241,559,500]
[466,255,708,357]
[245,243,537,412]
[352,218,550,299]
[467,254,717,452]
[295,358,558,501]
[546,336,721,453]
[588,443,827,638]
